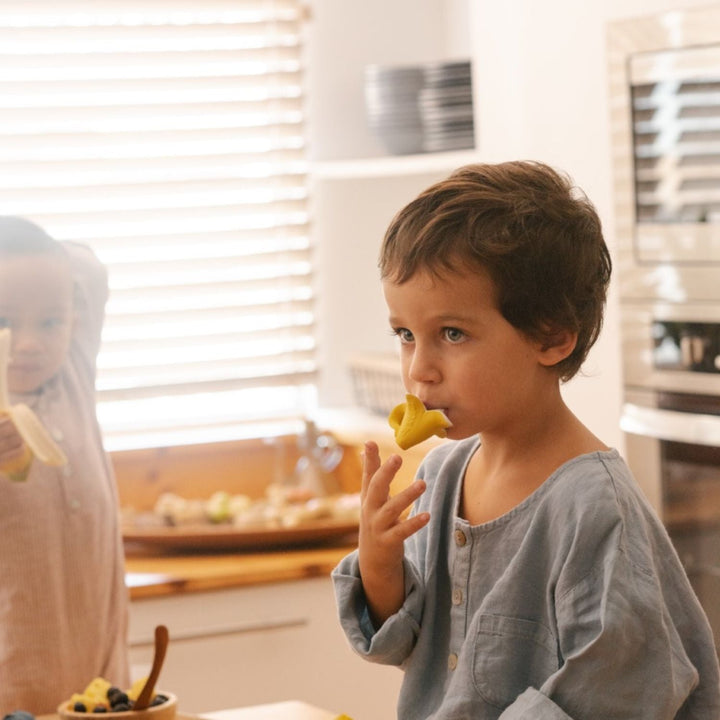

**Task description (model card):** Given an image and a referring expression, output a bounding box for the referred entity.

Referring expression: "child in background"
[332,162,720,719]
[0,217,129,713]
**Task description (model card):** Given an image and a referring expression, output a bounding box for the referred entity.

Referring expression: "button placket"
[448,522,471,674]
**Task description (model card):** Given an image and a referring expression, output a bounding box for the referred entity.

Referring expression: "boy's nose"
[408,346,441,384]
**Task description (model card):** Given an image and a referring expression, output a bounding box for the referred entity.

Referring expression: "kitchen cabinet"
[129,576,401,719]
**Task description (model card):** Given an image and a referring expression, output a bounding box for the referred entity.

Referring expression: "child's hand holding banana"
[0,328,67,481]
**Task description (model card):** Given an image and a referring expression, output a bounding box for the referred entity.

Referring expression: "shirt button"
[452,588,463,605]
[52,428,64,442]
[69,498,81,511]
[448,653,458,671]
[454,529,467,546]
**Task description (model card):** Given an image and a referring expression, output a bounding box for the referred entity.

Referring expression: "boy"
[332,162,720,718]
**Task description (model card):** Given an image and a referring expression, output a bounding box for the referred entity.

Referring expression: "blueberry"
[110,704,130,712]
[150,695,168,707]
[91,708,107,714]
[72,704,87,713]
[109,692,129,708]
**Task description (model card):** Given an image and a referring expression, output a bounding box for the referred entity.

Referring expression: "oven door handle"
[621,403,720,446]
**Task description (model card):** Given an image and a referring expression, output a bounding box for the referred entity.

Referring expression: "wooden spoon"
[133,624,169,710]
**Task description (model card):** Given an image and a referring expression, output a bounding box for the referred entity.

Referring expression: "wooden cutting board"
[40,703,339,720]
[38,715,199,720]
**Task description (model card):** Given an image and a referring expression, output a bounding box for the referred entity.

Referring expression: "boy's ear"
[537,329,577,367]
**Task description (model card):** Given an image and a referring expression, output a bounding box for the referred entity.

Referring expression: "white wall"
[308,0,714,452]
[306,0,453,161]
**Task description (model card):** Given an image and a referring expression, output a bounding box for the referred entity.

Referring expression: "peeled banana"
[388,393,452,450]
[0,328,67,481]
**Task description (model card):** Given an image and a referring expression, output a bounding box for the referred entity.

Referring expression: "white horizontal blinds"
[630,44,720,222]
[0,0,315,450]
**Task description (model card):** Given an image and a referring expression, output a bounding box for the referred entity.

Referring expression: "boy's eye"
[392,327,414,343]
[443,327,465,343]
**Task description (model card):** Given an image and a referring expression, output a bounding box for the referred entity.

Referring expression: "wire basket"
[348,354,405,417]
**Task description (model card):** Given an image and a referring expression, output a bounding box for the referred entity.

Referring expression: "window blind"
[0,0,315,451]
[630,44,720,223]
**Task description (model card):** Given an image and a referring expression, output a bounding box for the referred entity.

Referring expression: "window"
[0,0,314,451]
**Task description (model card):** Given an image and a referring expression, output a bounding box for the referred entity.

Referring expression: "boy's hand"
[0,414,33,480]
[358,441,429,627]
[0,414,26,461]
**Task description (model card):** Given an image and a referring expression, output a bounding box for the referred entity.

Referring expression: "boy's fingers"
[360,441,381,500]
[390,510,430,542]
[381,478,425,519]
[363,453,402,509]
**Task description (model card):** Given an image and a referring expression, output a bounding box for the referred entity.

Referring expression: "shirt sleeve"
[331,549,425,667]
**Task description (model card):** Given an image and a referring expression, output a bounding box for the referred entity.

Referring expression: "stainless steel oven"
[609,7,720,652]
[620,305,720,650]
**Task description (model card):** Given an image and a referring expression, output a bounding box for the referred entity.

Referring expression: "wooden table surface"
[125,544,356,599]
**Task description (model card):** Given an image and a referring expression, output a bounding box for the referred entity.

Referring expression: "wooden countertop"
[125,543,356,600]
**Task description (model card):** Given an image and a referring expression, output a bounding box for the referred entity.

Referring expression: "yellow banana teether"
[388,393,452,450]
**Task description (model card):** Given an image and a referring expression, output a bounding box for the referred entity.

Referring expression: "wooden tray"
[122,518,359,551]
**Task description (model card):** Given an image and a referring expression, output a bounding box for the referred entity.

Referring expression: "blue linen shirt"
[332,437,720,719]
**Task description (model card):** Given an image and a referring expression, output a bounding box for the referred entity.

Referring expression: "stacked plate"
[365,60,474,155]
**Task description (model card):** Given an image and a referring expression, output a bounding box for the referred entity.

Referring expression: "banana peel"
[388,393,452,450]
[0,328,67,480]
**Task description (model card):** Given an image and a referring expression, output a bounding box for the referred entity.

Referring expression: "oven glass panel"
[652,320,720,373]
[662,439,720,650]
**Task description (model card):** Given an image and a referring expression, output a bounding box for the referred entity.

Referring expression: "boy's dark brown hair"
[379,160,612,382]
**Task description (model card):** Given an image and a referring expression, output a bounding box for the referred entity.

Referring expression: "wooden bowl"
[57,692,177,720]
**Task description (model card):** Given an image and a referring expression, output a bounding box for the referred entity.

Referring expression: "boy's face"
[0,253,74,394]
[383,265,556,442]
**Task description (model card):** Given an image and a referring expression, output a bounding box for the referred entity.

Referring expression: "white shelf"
[311,149,480,180]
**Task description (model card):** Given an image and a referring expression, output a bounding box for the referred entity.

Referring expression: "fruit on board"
[388,393,452,450]
[61,676,169,713]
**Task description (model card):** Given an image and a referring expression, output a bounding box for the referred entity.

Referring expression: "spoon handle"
[134,624,169,710]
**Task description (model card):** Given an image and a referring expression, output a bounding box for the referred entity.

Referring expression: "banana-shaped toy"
[0,328,68,481]
[388,393,452,450]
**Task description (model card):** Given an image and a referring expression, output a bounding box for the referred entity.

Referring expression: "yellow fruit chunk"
[68,692,97,708]
[127,676,148,701]
[388,394,452,450]
[82,676,112,703]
